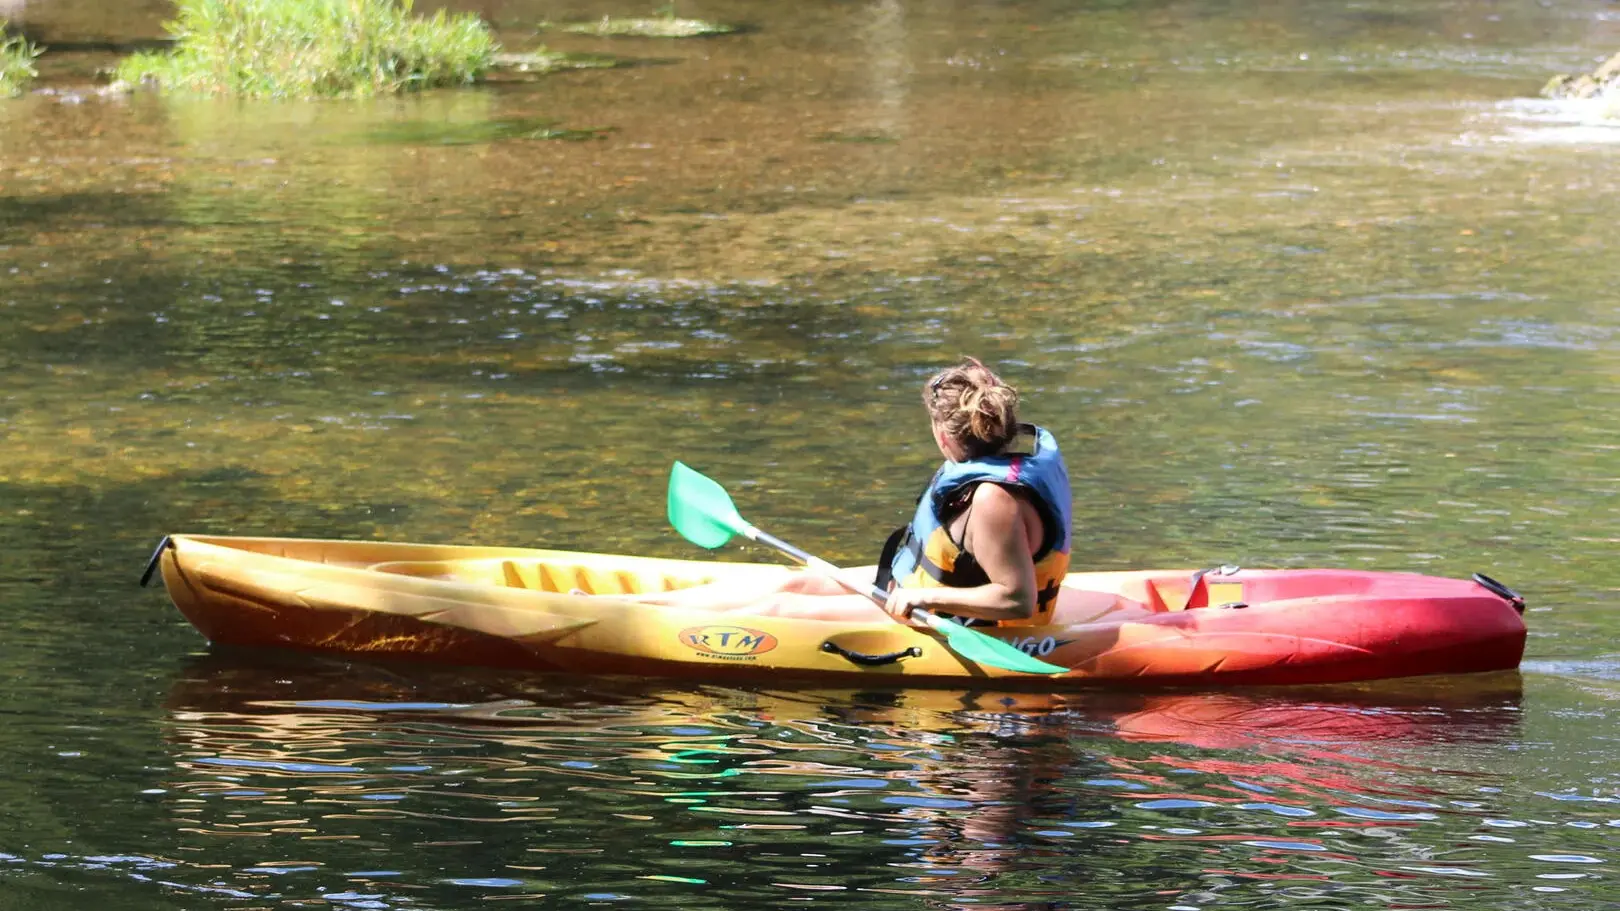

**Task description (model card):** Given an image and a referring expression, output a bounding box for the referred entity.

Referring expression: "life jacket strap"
[872,524,908,591]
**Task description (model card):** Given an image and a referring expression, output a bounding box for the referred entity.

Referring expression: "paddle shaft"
[738,525,959,634]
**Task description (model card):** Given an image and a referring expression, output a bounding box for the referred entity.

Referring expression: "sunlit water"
[2,0,1617,907]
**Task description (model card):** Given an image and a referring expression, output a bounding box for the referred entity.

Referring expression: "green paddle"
[666,461,1068,676]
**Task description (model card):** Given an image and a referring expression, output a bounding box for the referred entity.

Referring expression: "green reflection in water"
[361,116,615,145]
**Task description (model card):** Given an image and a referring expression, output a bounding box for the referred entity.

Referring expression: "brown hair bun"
[924,356,1020,457]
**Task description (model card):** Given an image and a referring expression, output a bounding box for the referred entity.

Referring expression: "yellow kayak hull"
[152,535,1526,687]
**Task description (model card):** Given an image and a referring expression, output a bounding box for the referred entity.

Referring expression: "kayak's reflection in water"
[784,673,1525,905]
[158,653,1523,907]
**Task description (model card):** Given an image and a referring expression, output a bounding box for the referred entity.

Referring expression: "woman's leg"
[614,570,885,622]
[715,590,888,622]
[602,569,839,608]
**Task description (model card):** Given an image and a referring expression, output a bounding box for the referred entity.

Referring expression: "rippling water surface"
[12,658,1619,909]
[2,0,1617,907]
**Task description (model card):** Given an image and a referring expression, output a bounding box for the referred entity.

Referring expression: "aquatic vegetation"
[113,0,498,98]
[544,7,738,39]
[363,116,614,145]
[0,21,41,97]
[489,49,623,77]
[1541,50,1620,103]
[813,131,900,144]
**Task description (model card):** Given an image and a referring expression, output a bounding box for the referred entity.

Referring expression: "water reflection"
[100,654,1616,908]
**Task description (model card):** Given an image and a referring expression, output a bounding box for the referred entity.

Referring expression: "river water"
[1,0,1617,907]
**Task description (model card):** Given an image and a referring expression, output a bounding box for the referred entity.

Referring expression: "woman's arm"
[883,483,1043,623]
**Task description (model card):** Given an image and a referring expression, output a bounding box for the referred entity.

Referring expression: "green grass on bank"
[1,21,42,97]
[115,0,498,98]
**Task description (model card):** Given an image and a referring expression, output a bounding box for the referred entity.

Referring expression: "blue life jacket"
[879,424,1072,626]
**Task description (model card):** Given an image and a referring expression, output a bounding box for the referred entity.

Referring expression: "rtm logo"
[678,626,779,659]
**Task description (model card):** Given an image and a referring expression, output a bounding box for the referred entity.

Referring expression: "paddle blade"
[925,612,1069,675]
[667,461,751,550]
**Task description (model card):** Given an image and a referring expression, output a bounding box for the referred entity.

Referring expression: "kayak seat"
[368,559,712,596]
[368,560,464,581]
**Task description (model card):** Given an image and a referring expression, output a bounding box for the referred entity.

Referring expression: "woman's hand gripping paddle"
[666,461,1067,675]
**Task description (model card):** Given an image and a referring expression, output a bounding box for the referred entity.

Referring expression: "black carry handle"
[820,641,923,667]
[139,536,172,588]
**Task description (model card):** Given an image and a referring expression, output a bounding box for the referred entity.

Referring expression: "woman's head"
[923,357,1020,460]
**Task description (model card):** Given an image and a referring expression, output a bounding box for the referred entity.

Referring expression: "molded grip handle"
[820,640,922,667]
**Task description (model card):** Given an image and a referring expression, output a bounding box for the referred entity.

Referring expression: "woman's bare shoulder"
[968,481,1028,521]
[969,482,1044,549]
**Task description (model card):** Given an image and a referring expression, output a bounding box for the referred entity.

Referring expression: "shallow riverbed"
[1,0,1617,907]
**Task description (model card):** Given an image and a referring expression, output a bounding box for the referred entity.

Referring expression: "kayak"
[144,534,1528,687]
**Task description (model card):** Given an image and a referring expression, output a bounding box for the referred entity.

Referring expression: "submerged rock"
[1541,50,1620,100]
[30,80,142,103]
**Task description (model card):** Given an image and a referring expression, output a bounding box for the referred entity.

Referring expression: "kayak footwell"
[152,535,1528,687]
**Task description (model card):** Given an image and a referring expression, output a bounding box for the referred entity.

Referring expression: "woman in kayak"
[871,355,1073,626]
[650,357,1074,626]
